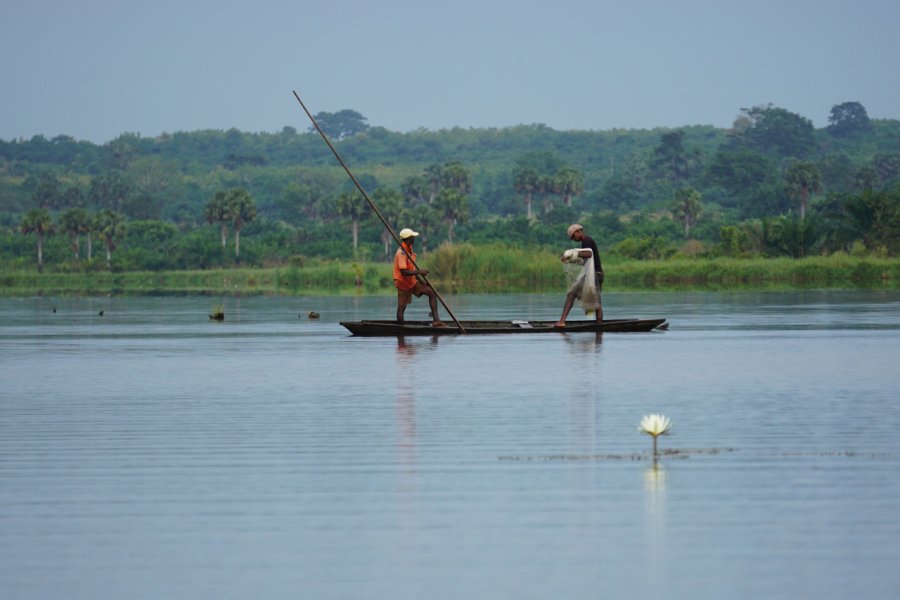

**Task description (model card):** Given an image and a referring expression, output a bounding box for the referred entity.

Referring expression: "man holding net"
[554,223,604,328]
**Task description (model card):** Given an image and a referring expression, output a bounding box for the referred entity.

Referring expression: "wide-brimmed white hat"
[399,228,419,239]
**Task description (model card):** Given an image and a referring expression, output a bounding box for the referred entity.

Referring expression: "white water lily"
[638,414,672,458]
[639,414,672,437]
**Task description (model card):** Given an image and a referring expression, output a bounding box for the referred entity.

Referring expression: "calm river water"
[2,290,899,600]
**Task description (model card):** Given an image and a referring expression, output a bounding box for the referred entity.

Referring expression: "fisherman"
[555,223,604,327]
[394,228,445,327]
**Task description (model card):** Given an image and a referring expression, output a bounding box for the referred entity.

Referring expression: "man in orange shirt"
[394,228,445,326]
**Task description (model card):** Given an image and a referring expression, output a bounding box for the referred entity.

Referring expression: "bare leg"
[396,303,407,323]
[426,290,445,326]
[555,292,577,327]
[596,275,604,323]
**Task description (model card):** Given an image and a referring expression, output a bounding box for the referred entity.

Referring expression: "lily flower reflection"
[644,461,667,491]
[638,414,672,458]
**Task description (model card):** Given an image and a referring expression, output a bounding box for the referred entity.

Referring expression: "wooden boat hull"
[340,318,668,336]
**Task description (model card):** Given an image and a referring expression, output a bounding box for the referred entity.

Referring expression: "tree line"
[2,101,900,272]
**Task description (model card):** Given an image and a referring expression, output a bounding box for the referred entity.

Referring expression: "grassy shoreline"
[2,255,900,296]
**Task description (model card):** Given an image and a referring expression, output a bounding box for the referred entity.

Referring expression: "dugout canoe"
[340,318,668,336]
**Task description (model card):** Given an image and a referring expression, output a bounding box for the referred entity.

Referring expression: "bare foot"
[553,321,566,328]
[432,321,447,327]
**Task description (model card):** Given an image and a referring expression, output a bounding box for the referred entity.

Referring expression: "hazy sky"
[2,0,898,144]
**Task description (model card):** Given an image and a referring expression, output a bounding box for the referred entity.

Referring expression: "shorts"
[397,282,429,305]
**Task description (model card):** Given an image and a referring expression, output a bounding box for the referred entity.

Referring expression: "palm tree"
[513,166,540,219]
[85,211,99,261]
[59,207,90,259]
[410,203,441,253]
[435,189,469,242]
[401,175,429,206]
[373,188,404,259]
[441,161,472,195]
[205,191,230,249]
[20,208,54,272]
[336,191,370,249]
[770,214,815,258]
[672,188,704,238]
[424,164,443,204]
[97,209,126,269]
[784,162,822,220]
[538,175,555,215]
[227,188,256,258]
[554,167,584,207]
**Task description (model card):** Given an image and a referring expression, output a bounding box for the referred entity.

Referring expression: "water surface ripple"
[1,291,899,599]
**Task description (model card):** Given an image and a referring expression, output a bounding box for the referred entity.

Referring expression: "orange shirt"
[393,242,418,291]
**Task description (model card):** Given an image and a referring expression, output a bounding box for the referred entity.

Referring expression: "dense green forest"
[2,101,899,274]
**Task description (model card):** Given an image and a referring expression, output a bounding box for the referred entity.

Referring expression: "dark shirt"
[581,234,603,274]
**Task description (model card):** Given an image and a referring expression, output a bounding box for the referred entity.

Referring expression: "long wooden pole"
[292,90,466,333]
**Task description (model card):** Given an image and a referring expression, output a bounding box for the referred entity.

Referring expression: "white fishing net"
[562,248,601,314]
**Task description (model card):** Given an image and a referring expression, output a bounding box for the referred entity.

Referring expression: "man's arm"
[399,254,429,277]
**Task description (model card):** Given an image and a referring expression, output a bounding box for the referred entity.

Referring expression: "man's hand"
[561,249,580,263]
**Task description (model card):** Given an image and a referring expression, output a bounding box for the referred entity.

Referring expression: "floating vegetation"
[497,448,893,462]
[307,310,320,319]
[779,451,892,458]
[497,448,738,462]
[209,304,225,321]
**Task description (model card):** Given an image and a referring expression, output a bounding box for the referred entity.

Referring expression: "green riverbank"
[2,255,900,296]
